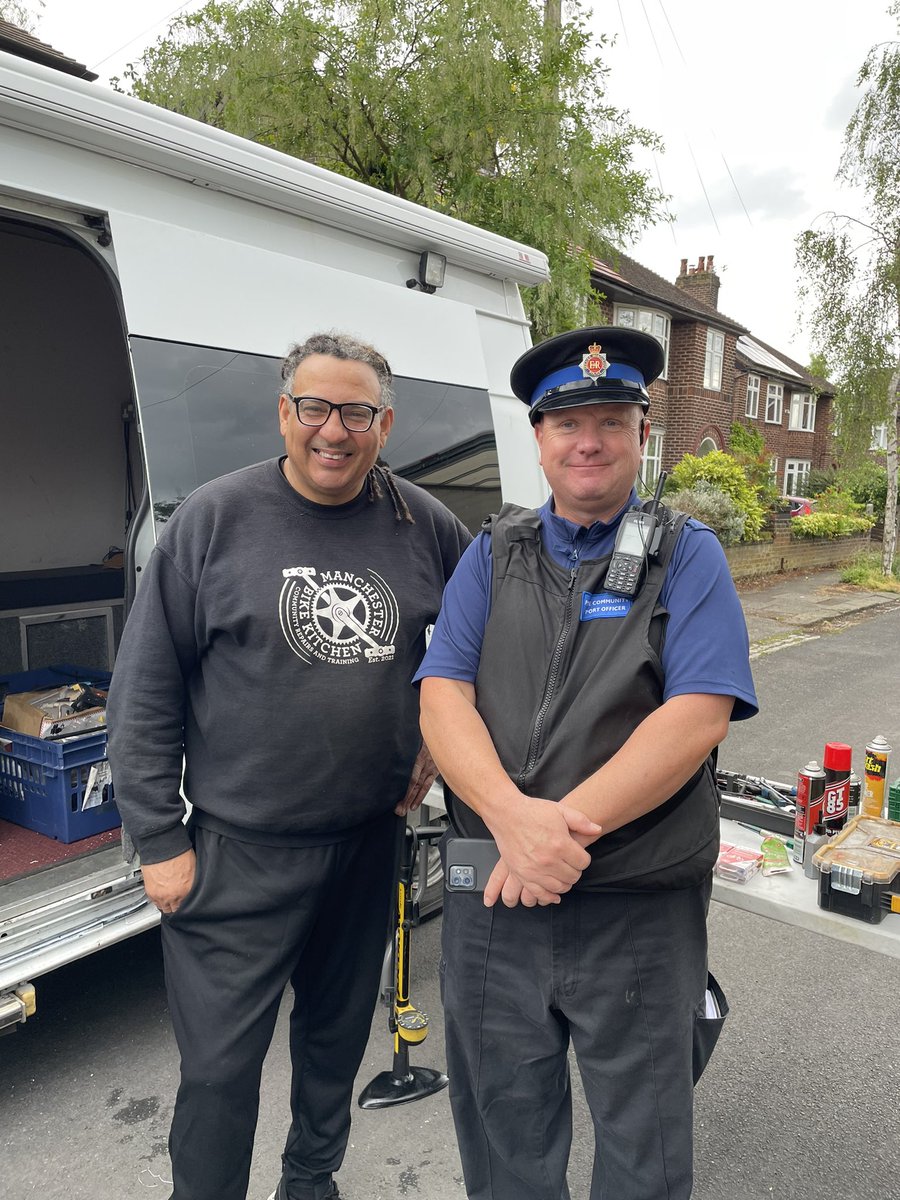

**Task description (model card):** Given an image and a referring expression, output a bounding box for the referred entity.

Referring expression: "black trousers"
[160,813,400,1200]
[441,879,712,1200]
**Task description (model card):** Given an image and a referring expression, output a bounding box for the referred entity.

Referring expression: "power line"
[90,1,197,70]
[686,138,721,235]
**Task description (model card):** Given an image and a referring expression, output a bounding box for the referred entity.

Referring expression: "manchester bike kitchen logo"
[279,566,399,666]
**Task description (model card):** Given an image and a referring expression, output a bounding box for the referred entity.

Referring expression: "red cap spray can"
[822,742,852,833]
[792,761,826,866]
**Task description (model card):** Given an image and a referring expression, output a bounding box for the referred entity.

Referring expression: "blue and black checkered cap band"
[529,362,646,406]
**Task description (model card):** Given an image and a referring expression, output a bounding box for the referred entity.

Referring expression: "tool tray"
[814,815,900,924]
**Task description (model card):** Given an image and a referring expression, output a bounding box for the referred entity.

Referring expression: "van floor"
[0,819,121,885]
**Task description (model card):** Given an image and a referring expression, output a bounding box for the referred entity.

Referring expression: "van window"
[130,338,500,534]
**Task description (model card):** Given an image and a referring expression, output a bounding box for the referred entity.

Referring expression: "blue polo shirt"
[415,492,758,721]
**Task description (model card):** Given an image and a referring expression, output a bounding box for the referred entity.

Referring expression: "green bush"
[667,451,767,540]
[665,482,746,547]
[806,466,839,498]
[728,422,779,508]
[840,462,888,518]
[790,512,875,539]
[814,487,866,517]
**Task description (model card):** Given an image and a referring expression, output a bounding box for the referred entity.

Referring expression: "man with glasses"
[108,332,471,1200]
[417,326,757,1200]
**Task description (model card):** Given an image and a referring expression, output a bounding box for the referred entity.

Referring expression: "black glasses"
[288,395,384,433]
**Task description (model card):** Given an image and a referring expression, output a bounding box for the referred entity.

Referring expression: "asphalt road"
[2,607,900,1200]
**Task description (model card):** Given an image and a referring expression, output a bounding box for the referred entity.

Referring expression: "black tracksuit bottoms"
[159,811,400,1200]
[441,878,714,1200]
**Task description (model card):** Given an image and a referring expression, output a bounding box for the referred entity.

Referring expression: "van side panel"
[476,310,550,509]
[106,213,490,388]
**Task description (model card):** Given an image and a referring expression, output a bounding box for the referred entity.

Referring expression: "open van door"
[0,200,159,1031]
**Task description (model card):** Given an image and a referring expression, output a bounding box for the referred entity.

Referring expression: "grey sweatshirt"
[107,459,471,863]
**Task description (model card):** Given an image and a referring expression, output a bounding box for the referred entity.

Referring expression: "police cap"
[511,326,665,424]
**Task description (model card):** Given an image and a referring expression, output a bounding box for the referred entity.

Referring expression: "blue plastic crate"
[0,727,120,843]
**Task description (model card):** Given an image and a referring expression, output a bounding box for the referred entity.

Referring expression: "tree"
[796,2,900,575]
[0,1,44,32]
[119,0,665,340]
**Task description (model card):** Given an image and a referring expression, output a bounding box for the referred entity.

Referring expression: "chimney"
[675,253,720,310]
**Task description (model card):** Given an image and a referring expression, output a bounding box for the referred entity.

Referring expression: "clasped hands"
[484,794,601,909]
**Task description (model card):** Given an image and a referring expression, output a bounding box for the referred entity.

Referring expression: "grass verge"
[840,551,900,592]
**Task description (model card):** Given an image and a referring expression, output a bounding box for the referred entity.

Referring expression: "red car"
[787,495,816,517]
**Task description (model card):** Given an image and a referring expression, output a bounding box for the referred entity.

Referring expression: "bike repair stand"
[358,824,449,1109]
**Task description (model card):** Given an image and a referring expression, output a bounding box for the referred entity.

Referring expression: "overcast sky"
[25,0,900,364]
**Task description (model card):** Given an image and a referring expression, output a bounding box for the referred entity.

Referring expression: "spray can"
[793,761,826,866]
[822,742,852,833]
[803,823,828,879]
[848,772,862,821]
[862,736,892,818]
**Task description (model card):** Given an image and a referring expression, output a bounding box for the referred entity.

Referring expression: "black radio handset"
[603,471,668,597]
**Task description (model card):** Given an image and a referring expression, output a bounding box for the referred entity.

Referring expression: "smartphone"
[444,837,500,892]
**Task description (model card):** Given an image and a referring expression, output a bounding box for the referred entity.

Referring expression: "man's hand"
[480,862,545,910]
[141,848,196,914]
[485,797,600,907]
[395,742,439,815]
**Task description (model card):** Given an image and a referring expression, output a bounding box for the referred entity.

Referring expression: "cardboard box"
[1,686,107,739]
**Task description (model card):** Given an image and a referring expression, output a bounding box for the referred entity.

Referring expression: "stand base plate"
[358,1066,449,1109]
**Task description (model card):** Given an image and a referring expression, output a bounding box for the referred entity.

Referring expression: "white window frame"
[788,391,816,432]
[745,374,760,419]
[871,423,888,450]
[703,328,724,391]
[614,305,671,379]
[766,382,783,424]
[642,427,664,491]
[783,459,811,495]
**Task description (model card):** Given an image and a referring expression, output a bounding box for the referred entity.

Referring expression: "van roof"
[0,50,549,288]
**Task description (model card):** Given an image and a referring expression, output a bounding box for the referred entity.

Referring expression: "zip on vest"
[518,564,579,787]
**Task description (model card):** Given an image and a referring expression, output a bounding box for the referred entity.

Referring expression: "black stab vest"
[447,503,721,890]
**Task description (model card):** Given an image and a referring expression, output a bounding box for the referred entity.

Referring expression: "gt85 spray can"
[822,742,852,833]
[792,761,826,866]
[862,736,892,818]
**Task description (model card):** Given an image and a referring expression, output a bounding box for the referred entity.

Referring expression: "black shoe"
[266,1179,340,1200]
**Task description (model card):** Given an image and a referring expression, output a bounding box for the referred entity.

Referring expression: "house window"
[871,423,888,450]
[783,459,810,494]
[766,383,783,424]
[788,392,816,431]
[642,428,664,491]
[697,436,718,456]
[614,305,671,378]
[745,375,760,418]
[703,328,724,390]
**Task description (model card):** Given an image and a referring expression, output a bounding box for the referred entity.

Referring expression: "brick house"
[590,252,836,496]
[732,333,834,496]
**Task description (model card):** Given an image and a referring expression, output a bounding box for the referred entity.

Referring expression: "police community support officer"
[417,326,758,1200]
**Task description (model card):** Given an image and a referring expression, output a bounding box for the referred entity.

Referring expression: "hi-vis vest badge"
[279,566,398,666]
[580,343,609,380]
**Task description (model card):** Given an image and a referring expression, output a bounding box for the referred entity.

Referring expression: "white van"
[0,49,549,1029]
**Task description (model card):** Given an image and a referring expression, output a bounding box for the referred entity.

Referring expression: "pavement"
[734,566,900,656]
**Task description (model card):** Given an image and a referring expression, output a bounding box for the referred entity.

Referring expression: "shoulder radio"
[603,472,668,598]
